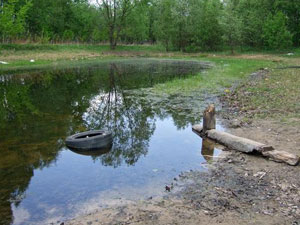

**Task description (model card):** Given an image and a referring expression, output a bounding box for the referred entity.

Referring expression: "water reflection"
[201,138,217,163]
[69,146,112,157]
[0,59,210,225]
[82,63,157,167]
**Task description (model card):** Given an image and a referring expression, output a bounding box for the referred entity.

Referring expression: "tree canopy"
[0,0,299,50]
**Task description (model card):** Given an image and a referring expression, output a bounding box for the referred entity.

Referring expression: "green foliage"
[0,0,32,41]
[237,0,270,47]
[276,0,300,46]
[263,11,293,49]
[153,0,175,51]
[121,1,150,43]
[222,0,242,53]
[0,0,300,49]
[154,0,222,51]
[190,0,223,51]
[62,30,75,41]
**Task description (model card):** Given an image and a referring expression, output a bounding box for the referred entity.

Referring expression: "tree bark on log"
[203,104,216,132]
[192,125,299,166]
[262,150,299,166]
[193,125,274,153]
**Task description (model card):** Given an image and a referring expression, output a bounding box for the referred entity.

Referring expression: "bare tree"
[96,0,134,49]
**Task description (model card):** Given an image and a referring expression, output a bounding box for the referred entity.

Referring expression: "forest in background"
[0,0,299,51]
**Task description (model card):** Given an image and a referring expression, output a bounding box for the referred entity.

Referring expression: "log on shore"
[192,125,274,153]
[262,150,299,166]
[192,125,299,166]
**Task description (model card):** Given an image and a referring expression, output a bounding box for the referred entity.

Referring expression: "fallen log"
[193,125,274,153]
[192,105,300,166]
[262,150,299,166]
[192,125,299,166]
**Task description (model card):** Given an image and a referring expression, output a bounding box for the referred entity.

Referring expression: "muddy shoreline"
[66,71,300,225]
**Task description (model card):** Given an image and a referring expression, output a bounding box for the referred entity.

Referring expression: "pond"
[0,59,222,225]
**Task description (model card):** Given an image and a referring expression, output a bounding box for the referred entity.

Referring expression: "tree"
[26,0,74,41]
[120,0,150,44]
[96,0,135,49]
[237,0,275,48]
[153,0,174,51]
[263,11,293,49]
[189,0,223,51]
[172,0,190,51]
[276,0,300,46]
[0,0,32,42]
[222,0,242,53]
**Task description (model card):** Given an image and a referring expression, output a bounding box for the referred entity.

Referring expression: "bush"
[263,11,293,49]
[62,30,75,42]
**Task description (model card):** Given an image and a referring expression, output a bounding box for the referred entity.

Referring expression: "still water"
[0,59,221,225]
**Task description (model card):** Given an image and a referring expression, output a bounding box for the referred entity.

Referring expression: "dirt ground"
[66,71,300,225]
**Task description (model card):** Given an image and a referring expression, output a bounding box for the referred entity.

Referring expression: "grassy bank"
[226,66,300,123]
[152,57,275,95]
[0,44,165,72]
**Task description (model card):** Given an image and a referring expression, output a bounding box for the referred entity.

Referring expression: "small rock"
[262,210,273,215]
[279,183,289,191]
[230,119,242,128]
[30,59,35,62]
[253,172,266,179]
[203,210,210,215]
[0,61,9,65]
[287,53,294,56]
[165,186,171,192]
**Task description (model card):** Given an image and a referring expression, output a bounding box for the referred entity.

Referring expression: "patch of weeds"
[225,67,300,122]
[152,57,274,96]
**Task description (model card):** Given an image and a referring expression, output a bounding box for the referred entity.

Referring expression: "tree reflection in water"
[82,63,156,167]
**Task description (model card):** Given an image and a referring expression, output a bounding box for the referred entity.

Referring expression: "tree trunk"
[109,36,116,50]
[109,26,117,50]
[203,104,216,132]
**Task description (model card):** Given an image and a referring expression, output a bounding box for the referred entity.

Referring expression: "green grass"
[152,57,275,95]
[225,66,300,124]
[0,57,123,74]
[247,70,298,117]
[0,43,167,72]
[0,43,165,52]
